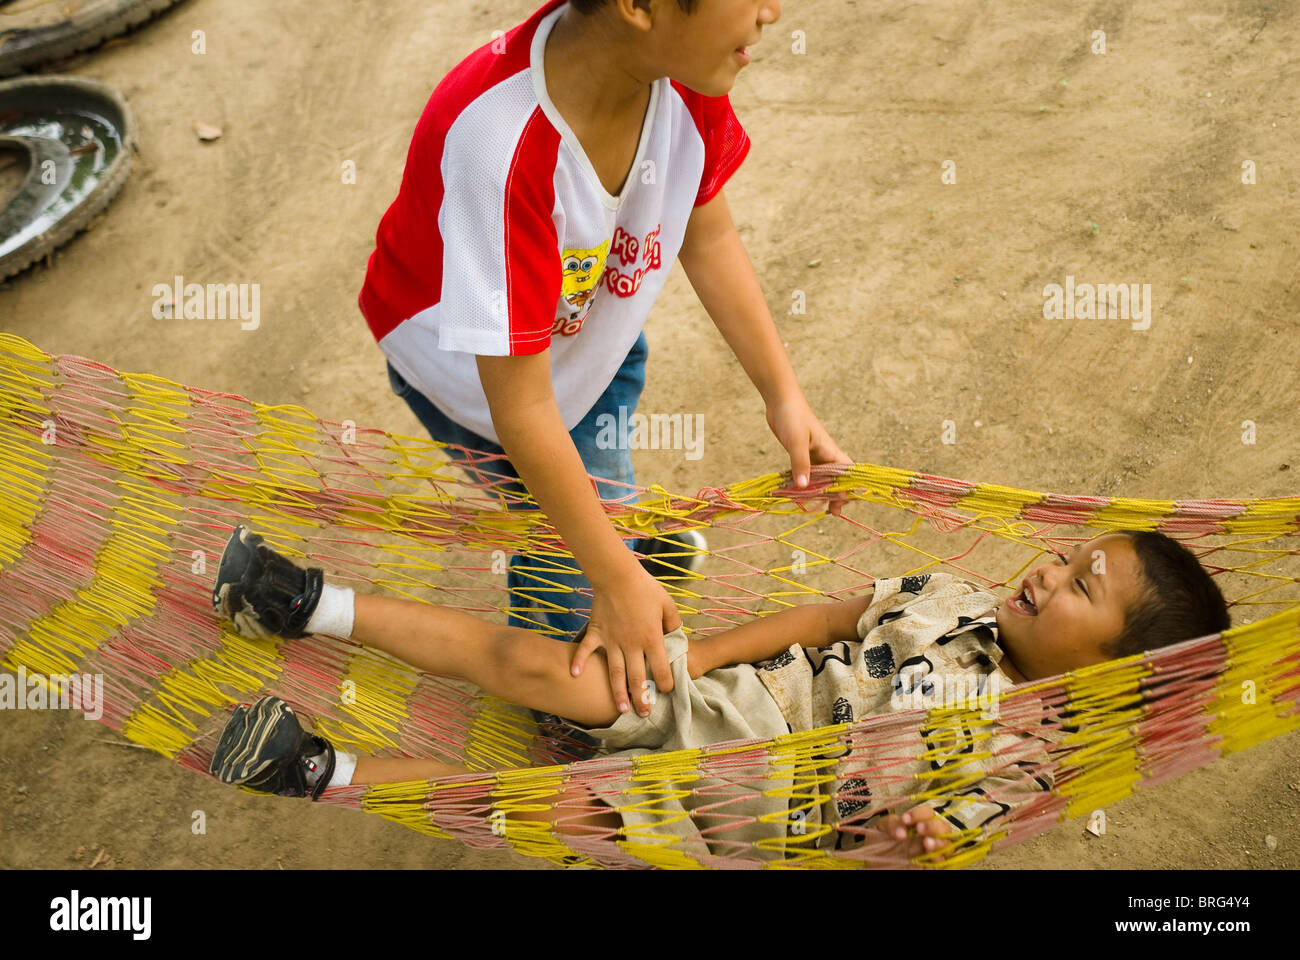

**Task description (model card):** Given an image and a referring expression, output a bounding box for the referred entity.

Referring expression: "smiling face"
[640,0,782,96]
[996,534,1147,681]
[560,240,609,305]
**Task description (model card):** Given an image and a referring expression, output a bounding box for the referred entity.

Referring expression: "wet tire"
[0,0,188,78]
[0,75,134,280]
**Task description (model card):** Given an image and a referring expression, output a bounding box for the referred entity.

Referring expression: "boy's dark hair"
[570,0,700,14]
[1107,530,1230,659]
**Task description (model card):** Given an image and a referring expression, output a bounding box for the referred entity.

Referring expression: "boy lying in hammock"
[207,525,1228,862]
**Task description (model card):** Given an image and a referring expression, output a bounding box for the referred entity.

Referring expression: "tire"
[0,75,134,280]
[0,0,189,78]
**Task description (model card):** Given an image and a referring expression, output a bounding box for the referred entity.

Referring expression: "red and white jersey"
[358,0,750,443]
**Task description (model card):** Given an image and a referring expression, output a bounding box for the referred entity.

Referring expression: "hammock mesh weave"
[1,333,1297,869]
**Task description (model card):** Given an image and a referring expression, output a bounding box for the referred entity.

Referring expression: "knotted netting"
[1,332,1297,869]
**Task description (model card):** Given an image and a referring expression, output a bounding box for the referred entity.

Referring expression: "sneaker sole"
[210,697,298,785]
[212,526,283,639]
[211,525,256,615]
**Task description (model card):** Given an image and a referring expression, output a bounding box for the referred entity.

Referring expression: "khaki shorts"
[571,627,794,863]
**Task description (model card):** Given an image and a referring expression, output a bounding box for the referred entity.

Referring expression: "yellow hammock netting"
[1,332,1297,870]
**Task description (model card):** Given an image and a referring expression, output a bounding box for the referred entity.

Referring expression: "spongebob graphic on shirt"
[553,225,664,337]
[553,240,609,336]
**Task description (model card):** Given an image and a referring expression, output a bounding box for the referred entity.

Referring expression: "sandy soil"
[1,0,1297,869]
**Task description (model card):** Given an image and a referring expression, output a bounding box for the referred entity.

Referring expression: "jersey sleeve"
[436,106,561,357]
[682,88,751,207]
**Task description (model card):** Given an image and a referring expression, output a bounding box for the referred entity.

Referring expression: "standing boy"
[359,0,848,719]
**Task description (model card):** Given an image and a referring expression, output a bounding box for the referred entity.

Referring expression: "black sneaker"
[210,696,336,800]
[532,710,600,762]
[212,525,324,639]
[635,529,707,581]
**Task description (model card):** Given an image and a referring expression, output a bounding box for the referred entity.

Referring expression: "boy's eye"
[1054,549,1090,597]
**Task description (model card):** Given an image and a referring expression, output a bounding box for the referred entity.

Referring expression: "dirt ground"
[1,0,1298,869]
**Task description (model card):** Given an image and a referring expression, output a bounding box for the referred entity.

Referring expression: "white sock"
[332,751,357,787]
[304,749,357,788]
[306,584,355,637]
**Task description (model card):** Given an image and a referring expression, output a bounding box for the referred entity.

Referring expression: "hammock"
[1,332,1297,869]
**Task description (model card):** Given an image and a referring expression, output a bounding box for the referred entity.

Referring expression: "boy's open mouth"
[1006,582,1038,616]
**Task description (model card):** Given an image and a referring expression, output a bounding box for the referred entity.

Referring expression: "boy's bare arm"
[477,351,679,716]
[678,189,799,408]
[678,190,851,498]
[686,590,875,679]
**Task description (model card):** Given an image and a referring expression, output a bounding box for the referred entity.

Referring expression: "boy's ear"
[614,0,656,31]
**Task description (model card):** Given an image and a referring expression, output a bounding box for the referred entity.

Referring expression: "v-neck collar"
[530,4,661,211]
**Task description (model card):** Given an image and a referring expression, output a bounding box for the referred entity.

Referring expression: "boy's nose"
[1040,564,1066,591]
[762,1,782,25]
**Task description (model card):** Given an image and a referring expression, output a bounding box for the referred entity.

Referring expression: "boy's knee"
[496,627,561,686]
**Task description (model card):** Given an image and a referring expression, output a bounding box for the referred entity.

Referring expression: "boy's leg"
[386,362,574,632]
[351,593,620,728]
[385,362,523,501]
[566,331,646,505]
[211,530,622,724]
[344,756,624,837]
[386,342,702,636]
[568,333,708,581]
[351,755,466,783]
[211,696,622,836]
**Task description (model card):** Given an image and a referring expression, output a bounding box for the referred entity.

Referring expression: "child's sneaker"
[209,696,336,800]
[212,525,324,639]
[635,529,708,581]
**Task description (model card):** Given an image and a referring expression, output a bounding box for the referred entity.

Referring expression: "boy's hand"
[570,567,680,717]
[872,804,957,862]
[765,394,853,516]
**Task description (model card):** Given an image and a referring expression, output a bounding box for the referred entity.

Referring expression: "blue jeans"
[386,332,648,636]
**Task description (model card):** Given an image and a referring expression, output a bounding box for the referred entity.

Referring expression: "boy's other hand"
[570,567,680,717]
[765,394,853,516]
[873,804,957,863]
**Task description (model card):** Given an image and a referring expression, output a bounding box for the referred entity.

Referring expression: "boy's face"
[996,534,1144,681]
[646,0,781,96]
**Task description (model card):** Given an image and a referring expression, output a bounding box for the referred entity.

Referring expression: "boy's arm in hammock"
[878,726,1058,861]
[831,741,1054,864]
[869,804,958,860]
[683,590,876,679]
